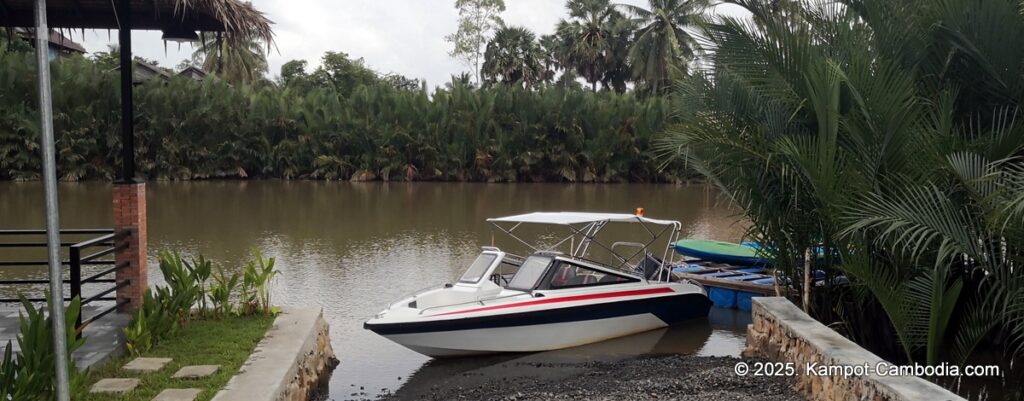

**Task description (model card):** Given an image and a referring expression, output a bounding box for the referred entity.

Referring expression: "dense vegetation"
[0,43,685,182]
[661,0,1024,373]
[0,0,711,182]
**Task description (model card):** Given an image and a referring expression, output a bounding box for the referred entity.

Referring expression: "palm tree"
[602,13,635,92]
[555,0,624,92]
[192,33,269,84]
[538,34,563,84]
[658,0,1024,365]
[480,25,545,87]
[619,0,708,94]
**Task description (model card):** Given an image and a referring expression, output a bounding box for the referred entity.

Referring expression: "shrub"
[124,249,282,353]
[0,294,87,400]
[209,265,240,318]
[240,249,279,316]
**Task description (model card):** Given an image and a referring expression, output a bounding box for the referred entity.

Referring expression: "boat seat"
[550,264,577,287]
[566,274,599,286]
[597,274,623,283]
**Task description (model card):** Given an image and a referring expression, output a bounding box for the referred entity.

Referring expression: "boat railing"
[418,291,529,315]
[558,254,645,278]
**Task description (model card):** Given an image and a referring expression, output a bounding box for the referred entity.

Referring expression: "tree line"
[448,0,706,95]
[0,0,706,183]
[0,42,686,182]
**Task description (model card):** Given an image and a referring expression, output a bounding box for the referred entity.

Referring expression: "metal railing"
[0,229,130,332]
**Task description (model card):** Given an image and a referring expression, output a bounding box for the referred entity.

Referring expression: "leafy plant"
[187,254,214,316]
[125,248,281,355]
[157,250,200,324]
[659,0,1024,367]
[123,307,152,356]
[241,249,280,316]
[0,294,87,401]
[209,265,240,318]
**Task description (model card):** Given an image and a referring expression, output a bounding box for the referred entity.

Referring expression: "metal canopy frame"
[488,214,683,283]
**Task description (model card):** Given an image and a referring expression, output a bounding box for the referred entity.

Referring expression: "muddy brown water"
[0,181,753,400]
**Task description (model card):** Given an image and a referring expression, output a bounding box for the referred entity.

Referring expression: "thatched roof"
[0,0,273,43]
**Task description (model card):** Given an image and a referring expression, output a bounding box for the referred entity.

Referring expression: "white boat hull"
[384,313,669,357]
[366,283,712,357]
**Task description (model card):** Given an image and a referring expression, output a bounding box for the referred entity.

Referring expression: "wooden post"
[773,268,781,297]
[802,247,812,313]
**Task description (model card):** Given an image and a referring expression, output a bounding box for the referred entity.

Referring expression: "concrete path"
[0,304,130,371]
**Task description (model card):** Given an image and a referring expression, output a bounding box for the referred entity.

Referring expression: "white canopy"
[487,212,680,226]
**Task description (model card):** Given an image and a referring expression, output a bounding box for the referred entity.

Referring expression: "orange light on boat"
[636,207,644,217]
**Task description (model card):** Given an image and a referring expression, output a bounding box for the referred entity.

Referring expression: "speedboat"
[364,211,712,357]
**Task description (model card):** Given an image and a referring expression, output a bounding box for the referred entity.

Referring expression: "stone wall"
[744,297,965,401]
[212,308,339,401]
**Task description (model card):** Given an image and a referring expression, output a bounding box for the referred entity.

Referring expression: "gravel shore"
[376,354,803,401]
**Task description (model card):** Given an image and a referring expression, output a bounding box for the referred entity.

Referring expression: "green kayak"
[672,239,771,266]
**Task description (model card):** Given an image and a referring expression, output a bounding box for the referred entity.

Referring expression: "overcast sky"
[71,0,744,88]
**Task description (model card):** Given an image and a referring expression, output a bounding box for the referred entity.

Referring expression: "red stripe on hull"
[435,287,676,316]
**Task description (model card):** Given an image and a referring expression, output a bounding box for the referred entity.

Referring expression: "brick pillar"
[113,182,147,312]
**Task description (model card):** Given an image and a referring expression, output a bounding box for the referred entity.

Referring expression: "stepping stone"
[152,388,202,401]
[172,365,221,379]
[90,378,140,394]
[124,357,172,372]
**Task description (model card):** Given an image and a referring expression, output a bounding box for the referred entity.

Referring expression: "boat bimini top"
[486,211,683,282]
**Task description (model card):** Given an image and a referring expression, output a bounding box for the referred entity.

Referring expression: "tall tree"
[603,13,635,92]
[309,51,379,95]
[382,73,423,91]
[278,59,315,92]
[481,25,545,87]
[192,33,269,84]
[90,45,120,70]
[538,34,563,84]
[279,60,308,85]
[445,0,506,85]
[555,0,625,92]
[620,0,708,94]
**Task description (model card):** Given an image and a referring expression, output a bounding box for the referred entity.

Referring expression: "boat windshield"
[506,255,553,291]
[458,253,498,283]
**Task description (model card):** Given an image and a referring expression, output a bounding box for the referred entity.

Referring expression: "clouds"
[75,0,737,88]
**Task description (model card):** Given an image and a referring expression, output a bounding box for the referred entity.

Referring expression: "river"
[0,181,752,400]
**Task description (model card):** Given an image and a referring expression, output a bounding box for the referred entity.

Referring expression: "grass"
[81,314,275,401]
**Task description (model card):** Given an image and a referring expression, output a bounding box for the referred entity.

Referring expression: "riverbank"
[375,355,801,401]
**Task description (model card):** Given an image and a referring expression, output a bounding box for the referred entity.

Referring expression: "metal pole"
[33,0,72,399]
[118,0,135,182]
[69,245,82,337]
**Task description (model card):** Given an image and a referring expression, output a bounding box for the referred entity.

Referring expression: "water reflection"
[387,316,723,400]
